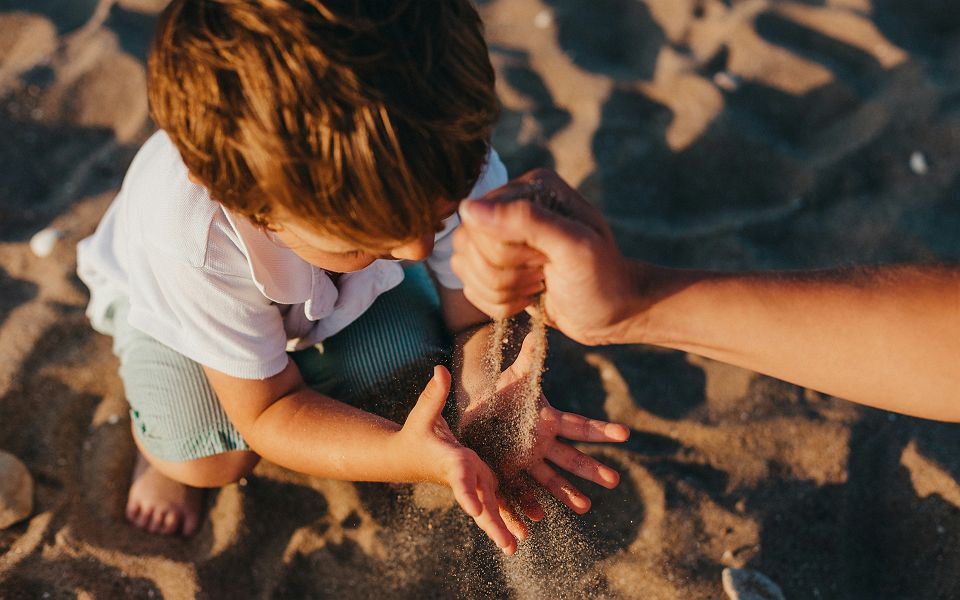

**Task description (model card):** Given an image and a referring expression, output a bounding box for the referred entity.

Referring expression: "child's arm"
[437,287,630,517]
[202,360,521,554]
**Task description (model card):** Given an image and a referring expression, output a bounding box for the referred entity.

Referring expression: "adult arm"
[452,169,960,421]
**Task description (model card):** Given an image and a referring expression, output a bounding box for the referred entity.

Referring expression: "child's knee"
[150,449,260,488]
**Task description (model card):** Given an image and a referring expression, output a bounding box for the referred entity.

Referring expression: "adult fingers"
[452,230,545,293]
[556,411,630,443]
[546,442,621,489]
[479,169,612,235]
[453,224,548,271]
[452,245,545,306]
[528,461,592,515]
[460,195,596,266]
[452,232,544,320]
[461,280,540,322]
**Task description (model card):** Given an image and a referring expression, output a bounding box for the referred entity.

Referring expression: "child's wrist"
[387,428,447,485]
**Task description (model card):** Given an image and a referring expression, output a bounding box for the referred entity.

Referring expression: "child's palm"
[400,366,524,554]
[478,333,630,516]
[519,396,627,515]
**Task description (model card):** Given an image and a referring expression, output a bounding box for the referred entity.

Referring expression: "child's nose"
[389,233,434,261]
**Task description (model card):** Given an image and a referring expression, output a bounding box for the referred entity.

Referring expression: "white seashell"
[29,228,62,258]
[910,151,929,175]
[0,451,33,529]
[722,568,785,600]
[533,9,553,29]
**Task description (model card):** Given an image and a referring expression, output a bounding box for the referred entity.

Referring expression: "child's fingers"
[499,499,529,542]
[556,411,630,442]
[517,489,545,522]
[546,442,621,489]
[528,461,592,514]
[405,365,451,429]
[474,485,517,555]
[450,470,483,518]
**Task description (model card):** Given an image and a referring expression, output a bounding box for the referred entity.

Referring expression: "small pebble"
[713,71,740,92]
[722,568,785,600]
[909,151,929,175]
[29,228,62,258]
[533,9,553,29]
[0,451,34,529]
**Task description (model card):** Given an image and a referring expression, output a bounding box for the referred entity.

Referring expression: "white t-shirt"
[77,130,507,379]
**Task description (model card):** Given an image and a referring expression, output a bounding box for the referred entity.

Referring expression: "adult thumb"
[460,199,591,259]
[406,365,452,428]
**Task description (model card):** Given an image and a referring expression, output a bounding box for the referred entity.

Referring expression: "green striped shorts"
[107,265,449,462]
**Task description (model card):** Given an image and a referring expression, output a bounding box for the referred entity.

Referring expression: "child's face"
[268,199,460,273]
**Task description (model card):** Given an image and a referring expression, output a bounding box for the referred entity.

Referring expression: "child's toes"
[181,512,200,537]
[134,506,154,530]
[159,510,180,535]
[125,501,141,523]
[148,509,169,534]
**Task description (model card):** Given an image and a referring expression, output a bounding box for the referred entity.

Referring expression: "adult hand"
[398,365,526,554]
[453,169,646,346]
[459,333,630,517]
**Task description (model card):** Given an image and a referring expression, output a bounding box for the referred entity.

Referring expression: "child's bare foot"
[126,450,203,536]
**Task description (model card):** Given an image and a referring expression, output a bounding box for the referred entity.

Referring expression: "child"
[77,0,627,555]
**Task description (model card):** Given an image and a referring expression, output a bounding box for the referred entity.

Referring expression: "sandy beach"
[1,0,959,597]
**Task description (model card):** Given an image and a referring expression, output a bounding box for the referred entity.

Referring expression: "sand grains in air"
[458,301,606,599]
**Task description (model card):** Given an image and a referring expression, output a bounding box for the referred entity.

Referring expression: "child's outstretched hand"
[396,365,525,555]
[462,334,630,518]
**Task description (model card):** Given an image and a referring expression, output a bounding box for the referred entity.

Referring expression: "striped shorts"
[106,265,449,462]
